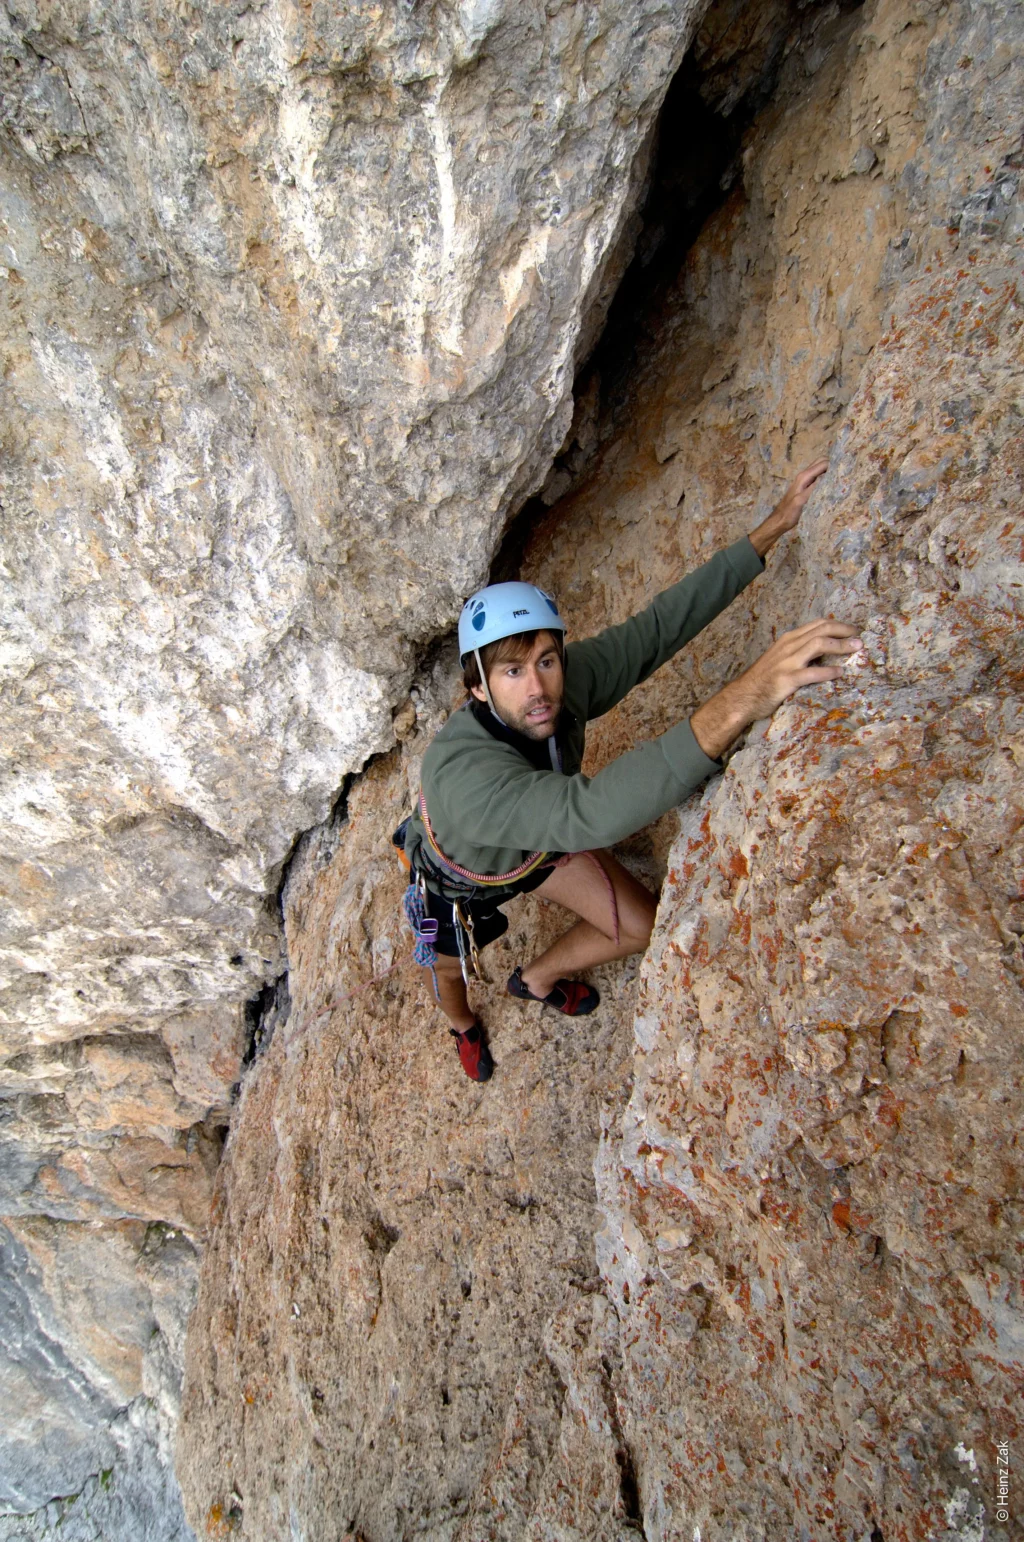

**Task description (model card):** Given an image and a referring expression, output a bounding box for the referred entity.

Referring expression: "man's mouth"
[526,701,554,720]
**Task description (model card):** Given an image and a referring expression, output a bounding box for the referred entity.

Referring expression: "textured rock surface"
[0,0,705,1524]
[598,683,1022,1541]
[178,743,650,1539]
[180,0,1024,1537]
[0,1215,196,1534]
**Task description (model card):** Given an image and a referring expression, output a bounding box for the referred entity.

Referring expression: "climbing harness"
[292,813,619,1044]
[412,796,620,949]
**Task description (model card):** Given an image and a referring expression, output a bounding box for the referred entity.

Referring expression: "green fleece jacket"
[405,535,764,891]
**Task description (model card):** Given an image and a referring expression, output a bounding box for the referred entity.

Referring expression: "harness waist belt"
[418,790,551,889]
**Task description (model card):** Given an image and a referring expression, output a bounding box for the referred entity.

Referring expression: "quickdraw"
[453,897,483,983]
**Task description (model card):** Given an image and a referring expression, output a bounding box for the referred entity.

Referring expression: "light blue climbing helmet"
[458,581,566,720]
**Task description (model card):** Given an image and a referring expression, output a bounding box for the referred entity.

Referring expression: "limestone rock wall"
[0,1216,197,1540]
[529,1,1024,1536]
[0,0,705,1523]
[179,1,1023,1538]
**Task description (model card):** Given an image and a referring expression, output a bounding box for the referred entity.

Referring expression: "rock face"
[178,745,650,1539]
[178,2,1024,1538]
[0,0,704,1524]
[533,4,1024,1536]
[0,1217,197,1541]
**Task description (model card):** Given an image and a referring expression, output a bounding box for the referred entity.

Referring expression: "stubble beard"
[506,697,563,741]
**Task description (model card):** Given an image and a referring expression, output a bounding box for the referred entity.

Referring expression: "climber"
[401,460,861,1080]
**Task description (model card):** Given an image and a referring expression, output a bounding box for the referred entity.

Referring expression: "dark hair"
[462,629,562,693]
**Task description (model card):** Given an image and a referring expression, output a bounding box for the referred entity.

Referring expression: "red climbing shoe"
[450,1024,494,1081]
[506,966,600,1016]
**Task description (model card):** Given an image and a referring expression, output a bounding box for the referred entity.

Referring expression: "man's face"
[471,630,565,740]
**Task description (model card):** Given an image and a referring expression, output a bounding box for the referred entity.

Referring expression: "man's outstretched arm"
[568,460,830,723]
[436,609,861,858]
[689,457,862,755]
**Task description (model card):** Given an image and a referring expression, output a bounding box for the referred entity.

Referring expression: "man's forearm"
[689,678,759,760]
[747,508,790,559]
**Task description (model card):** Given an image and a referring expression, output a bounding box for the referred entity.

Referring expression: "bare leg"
[431,951,476,1031]
[520,849,656,999]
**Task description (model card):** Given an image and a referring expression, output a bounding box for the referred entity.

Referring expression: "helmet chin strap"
[473,648,506,725]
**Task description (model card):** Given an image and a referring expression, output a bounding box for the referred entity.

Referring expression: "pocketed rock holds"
[598,684,1023,1538]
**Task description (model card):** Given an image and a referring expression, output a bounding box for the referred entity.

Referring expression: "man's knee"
[620,888,656,953]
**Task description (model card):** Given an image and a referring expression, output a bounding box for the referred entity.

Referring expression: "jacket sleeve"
[566,536,764,721]
[448,719,722,855]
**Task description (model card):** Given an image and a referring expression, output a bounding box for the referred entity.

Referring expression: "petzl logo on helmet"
[512,608,529,617]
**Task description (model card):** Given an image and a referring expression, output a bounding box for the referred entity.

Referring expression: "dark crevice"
[587,46,769,416]
[275,768,357,909]
[241,972,291,1070]
[599,1353,647,1534]
[234,763,362,1083]
[491,13,763,582]
[615,1441,644,1531]
[590,0,866,420]
[364,1213,401,1256]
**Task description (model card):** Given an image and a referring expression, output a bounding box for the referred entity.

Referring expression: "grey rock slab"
[0,1217,196,1529]
[0,0,709,1523]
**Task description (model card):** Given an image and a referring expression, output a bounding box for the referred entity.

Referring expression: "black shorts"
[423,863,555,958]
[425,888,510,957]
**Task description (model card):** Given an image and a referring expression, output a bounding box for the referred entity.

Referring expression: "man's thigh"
[532,850,656,943]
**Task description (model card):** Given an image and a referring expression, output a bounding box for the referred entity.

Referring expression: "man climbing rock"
[402,460,861,1080]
